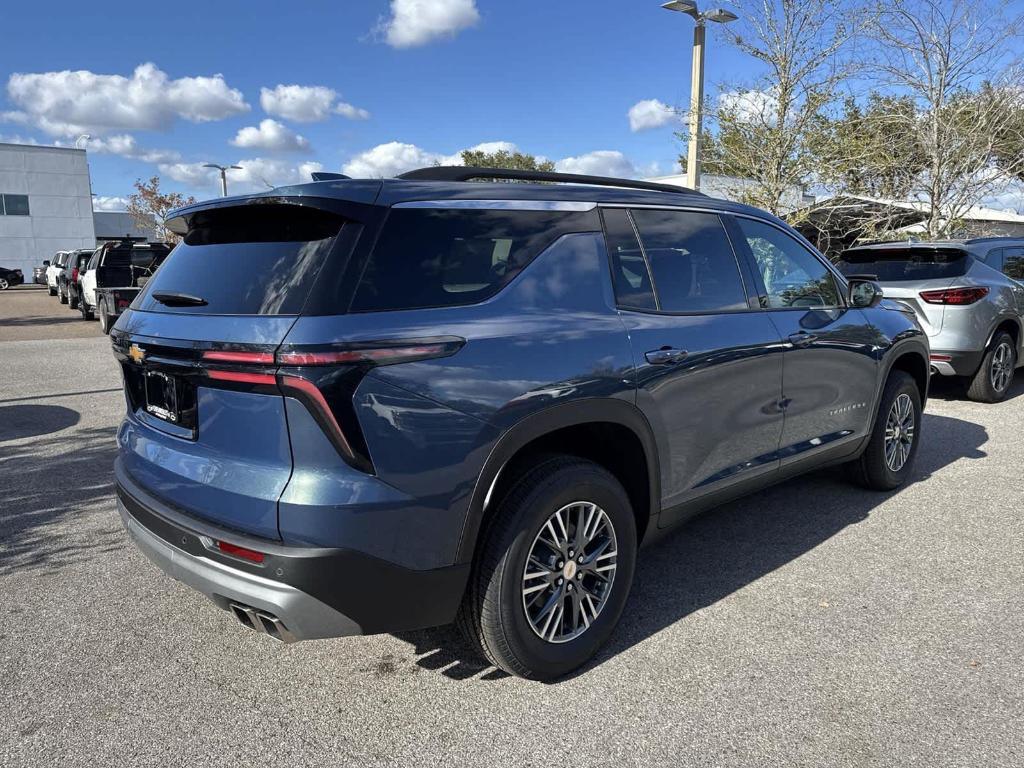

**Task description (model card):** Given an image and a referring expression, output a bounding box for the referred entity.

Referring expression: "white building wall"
[0,143,96,278]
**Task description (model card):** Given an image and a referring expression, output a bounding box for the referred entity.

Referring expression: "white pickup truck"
[79,240,171,333]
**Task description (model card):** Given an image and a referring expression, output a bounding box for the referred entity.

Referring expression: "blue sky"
[0,0,753,207]
[3,1,1023,211]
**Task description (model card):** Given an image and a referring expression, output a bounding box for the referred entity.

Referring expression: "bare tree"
[868,0,1024,238]
[686,0,865,216]
[126,176,196,243]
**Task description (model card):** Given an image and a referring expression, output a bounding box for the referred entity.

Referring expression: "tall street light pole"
[203,163,242,197]
[661,2,738,192]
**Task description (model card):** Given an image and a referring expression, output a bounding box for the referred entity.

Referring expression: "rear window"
[135,205,342,315]
[104,245,170,270]
[836,247,969,281]
[349,207,596,312]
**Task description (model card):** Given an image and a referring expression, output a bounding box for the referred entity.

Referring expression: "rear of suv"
[113,167,929,680]
[837,240,1024,402]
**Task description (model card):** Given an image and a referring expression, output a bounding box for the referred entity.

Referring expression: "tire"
[80,297,94,321]
[59,283,68,304]
[966,331,1016,403]
[98,299,111,334]
[68,288,78,310]
[0,278,8,291]
[850,370,922,491]
[458,455,637,680]
[48,285,56,296]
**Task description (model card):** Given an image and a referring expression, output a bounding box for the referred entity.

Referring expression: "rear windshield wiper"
[151,291,208,307]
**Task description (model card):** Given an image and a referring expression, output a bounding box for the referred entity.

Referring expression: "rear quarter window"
[349,206,598,312]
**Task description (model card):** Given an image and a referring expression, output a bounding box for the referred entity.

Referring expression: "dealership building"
[0,142,98,278]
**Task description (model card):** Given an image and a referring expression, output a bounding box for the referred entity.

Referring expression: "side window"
[630,209,748,312]
[1003,247,1024,281]
[87,250,101,270]
[734,218,841,309]
[602,208,656,310]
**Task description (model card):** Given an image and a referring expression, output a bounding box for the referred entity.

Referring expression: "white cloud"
[5,63,249,137]
[342,140,523,177]
[158,158,324,192]
[343,141,441,178]
[260,84,370,123]
[342,141,638,180]
[68,134,180,163]
[92,196,129,212]
[379,0,480,48]
[334,102,371,121]
[555,150,637,178]
[718,88,779,124]
[628,99,677,132]
[231,119,310,152]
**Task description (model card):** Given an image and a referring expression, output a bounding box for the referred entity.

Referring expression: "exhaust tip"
[229,602,296,643]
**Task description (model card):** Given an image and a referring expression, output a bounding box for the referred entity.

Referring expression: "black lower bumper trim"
[116,459,470,635]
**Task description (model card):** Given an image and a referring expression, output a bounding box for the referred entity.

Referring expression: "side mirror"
[848,278,883,309]
[43,260,50,267]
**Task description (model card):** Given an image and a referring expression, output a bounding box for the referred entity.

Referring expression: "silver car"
[837,239,1024,402]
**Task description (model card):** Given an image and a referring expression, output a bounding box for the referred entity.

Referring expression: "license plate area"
[145,370,180,423]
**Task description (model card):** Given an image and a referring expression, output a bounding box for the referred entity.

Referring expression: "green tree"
[459,148,555,173]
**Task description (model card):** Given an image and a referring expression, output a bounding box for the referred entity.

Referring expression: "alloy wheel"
[521,501,618,644]
[0,278,8,290]
[990,342,1014,393]
[884,393,915,472]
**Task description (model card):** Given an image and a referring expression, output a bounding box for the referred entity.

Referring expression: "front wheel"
[0,277,8,291]
[850,370,922,491]
[458,456,637,680]
[966,332,1016,403]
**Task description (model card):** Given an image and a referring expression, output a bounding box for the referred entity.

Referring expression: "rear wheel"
[68,287,79,310]
[98,299,111,334]
[966,332,1016,403]
[59,283,68,304]
[48,285,56,296]
[80,296,94,321]
[0,277,8,291]
[458,456,637,680]
[850,370,921,491]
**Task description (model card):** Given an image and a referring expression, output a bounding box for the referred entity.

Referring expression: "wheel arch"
[456,399,661,564]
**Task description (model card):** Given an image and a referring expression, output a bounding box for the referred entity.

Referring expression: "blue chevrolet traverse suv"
[112,167,929,680]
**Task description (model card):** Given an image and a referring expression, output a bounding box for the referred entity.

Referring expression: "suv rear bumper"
[930,349,983,377]
[115,458,470,641]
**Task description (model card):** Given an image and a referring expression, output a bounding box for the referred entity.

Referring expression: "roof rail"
[396,165,702,196]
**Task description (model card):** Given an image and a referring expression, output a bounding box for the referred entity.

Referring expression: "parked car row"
[39,239,171,333]
[107,166,1023,682]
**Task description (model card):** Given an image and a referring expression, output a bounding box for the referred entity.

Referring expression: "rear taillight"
[196,338,462,475]
[919,287,989,305]
[275,340,463,366]
[71,268,78,282]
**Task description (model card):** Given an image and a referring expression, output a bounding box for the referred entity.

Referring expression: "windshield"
[836,247,969,281]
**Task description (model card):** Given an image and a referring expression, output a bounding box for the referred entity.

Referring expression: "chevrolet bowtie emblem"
[128,344,145,364]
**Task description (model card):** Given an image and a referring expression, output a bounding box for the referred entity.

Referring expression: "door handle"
[787,332,818,348]
[645,347,688,365]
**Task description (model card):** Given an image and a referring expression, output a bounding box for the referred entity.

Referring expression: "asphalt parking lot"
[1,289,1022,767]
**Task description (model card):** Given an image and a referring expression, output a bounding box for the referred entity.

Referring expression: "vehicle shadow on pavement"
[395,411,988,683]
[928,373,1024,404]
[0,423,123,576]
[0,404,80,442]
